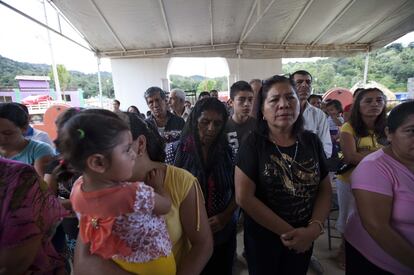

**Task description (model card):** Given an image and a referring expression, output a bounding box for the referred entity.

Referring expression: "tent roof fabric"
[52,0,414,59]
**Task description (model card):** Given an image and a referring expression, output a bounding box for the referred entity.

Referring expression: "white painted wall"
[111,58,170,113]
[226,58,282,83]
[111,57,282,113]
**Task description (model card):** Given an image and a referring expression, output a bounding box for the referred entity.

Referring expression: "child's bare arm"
[145,169,171,215]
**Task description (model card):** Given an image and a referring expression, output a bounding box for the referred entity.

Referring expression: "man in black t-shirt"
[225,81,256,156]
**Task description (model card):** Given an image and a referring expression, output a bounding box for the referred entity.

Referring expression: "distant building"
[0,75,84,114]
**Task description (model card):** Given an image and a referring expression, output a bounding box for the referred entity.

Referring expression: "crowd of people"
[0,69,413,275]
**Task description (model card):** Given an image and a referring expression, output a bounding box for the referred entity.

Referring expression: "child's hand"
[145,168,165,193]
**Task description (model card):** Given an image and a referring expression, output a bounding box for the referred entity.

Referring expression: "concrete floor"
[233,227,345,275]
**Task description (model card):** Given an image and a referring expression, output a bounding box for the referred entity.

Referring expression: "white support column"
[226,58,282,83]
[97,56,103,108]
[111,58,170,113]
[363,51,370,85]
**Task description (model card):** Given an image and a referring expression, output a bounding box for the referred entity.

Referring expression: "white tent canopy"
[51,0,414,59]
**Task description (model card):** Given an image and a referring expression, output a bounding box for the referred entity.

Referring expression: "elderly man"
[169,88,191,121]
[144,86,185,143]
[290,70,332,158]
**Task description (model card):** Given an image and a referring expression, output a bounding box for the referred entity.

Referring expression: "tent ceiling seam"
[370,14,414,46]
[100,42,370,58]
[311,0,356,46]
[238,0,259,45]
[158,0,174,48]
[48,0,96,52]
[240,0,277,44]
[281,0,315,44]
[89,0,126,51]
[356,0,412,43]
[209,0,214,46]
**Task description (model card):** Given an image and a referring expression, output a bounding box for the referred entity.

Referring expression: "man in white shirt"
[169,88,191,121]
[291,70,332,158]
[290,70,333,275]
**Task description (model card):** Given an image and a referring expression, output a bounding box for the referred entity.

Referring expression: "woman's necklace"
[272,139,299,171]
[271,139,299,195]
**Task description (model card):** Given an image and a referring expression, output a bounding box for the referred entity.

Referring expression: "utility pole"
[363,50,370,85]
[97,56,103,108]
[42,0,62,101]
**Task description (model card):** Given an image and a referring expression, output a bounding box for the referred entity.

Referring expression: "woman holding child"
[72,112,213,275]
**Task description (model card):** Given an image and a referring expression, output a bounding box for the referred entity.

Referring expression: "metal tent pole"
[42,0,62,101]
[363,50,370,85]
[97,56,103,108]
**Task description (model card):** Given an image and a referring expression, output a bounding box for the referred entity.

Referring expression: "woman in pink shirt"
[345,100,414,274]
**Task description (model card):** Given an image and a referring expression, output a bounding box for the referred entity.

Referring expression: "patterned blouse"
[0,158,66,274]
[71,177,172,263]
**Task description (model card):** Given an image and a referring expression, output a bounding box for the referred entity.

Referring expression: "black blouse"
[237,130,328,227]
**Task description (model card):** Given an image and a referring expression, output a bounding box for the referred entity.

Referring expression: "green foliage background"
[1,42,413,98]
[169,74,228,94]
[282,42,414,94]
[0,55,114,98]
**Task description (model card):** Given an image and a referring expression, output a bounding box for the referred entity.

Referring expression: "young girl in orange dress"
[57,112,175,274]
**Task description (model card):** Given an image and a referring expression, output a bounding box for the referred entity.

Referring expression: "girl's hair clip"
[77,129,85,139]
[59,159,65,165]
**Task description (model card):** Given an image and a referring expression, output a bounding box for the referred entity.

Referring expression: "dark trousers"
[244,216,313,275]
[345,241,393,275]
[201,233,236,275]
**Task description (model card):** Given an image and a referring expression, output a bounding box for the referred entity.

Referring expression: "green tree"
[197,79,217,92]
[283,42,414,93]
[49,64,71,91]
[170,74,200,91]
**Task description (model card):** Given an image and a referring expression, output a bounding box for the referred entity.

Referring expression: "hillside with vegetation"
[282,42,414,94]
[169,74,228,92]
[0,55,114,98]
[1,42,413,97]
[170,42,414,94]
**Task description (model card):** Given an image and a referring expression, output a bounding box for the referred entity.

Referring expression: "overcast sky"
[0,0,413,77]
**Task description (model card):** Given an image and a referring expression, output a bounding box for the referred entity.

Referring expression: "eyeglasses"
[295,79,312,85]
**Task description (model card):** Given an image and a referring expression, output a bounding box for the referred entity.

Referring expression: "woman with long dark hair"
[335,88,388,268]
[166,97,237,275]
[235,75,331,275]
